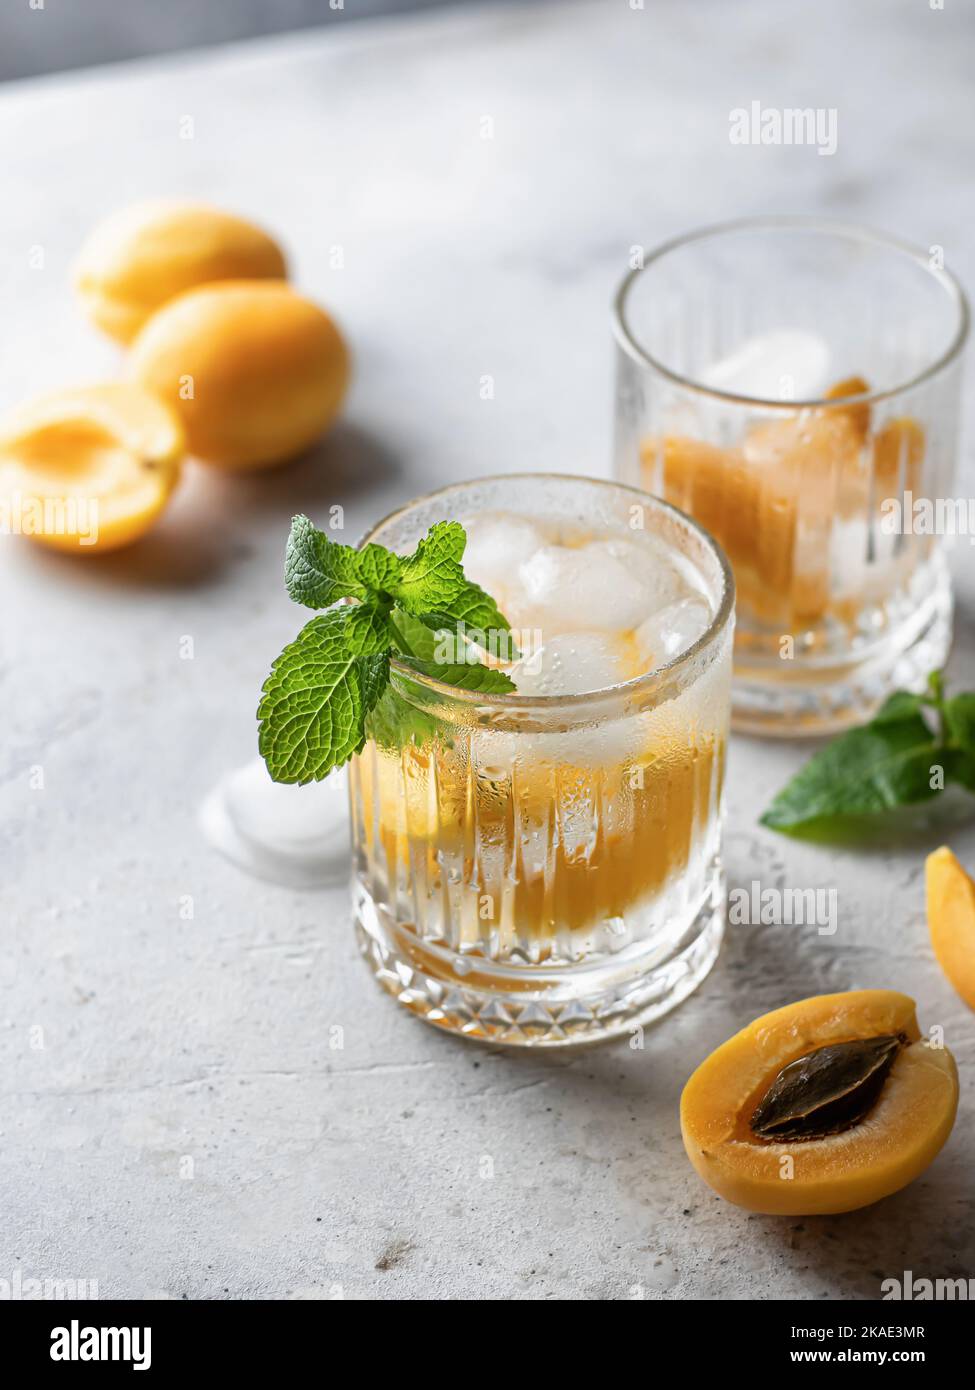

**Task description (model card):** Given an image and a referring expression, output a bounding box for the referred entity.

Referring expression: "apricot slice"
[874,416,925,500]
[74,200,287,344]
[926,847,975,1011]
[825,374,871,441]
[0,383,183,553]
[130,281,350,470]
[680,990,958,1215]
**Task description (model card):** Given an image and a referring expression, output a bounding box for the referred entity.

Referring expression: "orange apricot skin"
[926,847,975,1011]
[680,990,958,1216]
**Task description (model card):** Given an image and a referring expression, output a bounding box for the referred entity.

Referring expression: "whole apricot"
[680,990,958,1215]
[129,281,350,470]
[74,201,287,344]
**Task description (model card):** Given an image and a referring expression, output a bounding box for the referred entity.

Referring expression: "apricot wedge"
[0,383,183,553]
[680,990,958,1215]
[926,847,975,1011]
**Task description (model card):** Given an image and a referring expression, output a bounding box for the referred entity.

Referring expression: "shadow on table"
[742,1163,974,1298]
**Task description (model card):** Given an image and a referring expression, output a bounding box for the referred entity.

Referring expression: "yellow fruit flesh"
[644,388,928,634]
[0,384,182,553]
[680,990,959,1215]
[926,846,975,1011]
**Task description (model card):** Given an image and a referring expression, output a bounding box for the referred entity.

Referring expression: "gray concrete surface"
[1,0,973,1300]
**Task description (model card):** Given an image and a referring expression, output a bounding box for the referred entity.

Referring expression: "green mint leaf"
[360,650,390,717]
[285,514,366,608]
[261,518,519,780]
[258,605,389,783]
[421,580,519,658]
[345,597,393,656]
[760,709,939,840]
[391,520,468,614]
[399,656,516,694]
[388,606,446,661]
[364,681,439,752]
[944,693,975,755]
[871,690,926,725]
[356,543,403,594]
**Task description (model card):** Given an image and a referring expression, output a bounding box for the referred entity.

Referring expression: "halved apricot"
[680,990,958,1215]
[0,383,183,552]
[926,847,975,1011]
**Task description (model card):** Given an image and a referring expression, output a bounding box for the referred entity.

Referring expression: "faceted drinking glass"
[349,474,734,1046]
[613,217,968,735]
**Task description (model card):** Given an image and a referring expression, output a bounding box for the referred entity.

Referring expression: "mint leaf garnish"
[761,672,975,840]
[285,514,366,608]
[389,520,468,614]
[399,657,516,693]
[421,579,518,658]
[360,651,390,718]
[259,515,517,781]
[944,692,975,755]
[388,607,446,662]
[257,606,392,783]
[356,543,403,593]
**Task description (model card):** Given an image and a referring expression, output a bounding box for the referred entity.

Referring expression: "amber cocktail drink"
[614,219,968,735]
[349,475,734,1045]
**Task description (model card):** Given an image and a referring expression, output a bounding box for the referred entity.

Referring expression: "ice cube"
[635,596,712,669]
[702,330,830,402]
[509,631,629,696]
[583,538,691,616]
[460,511,544,600]
[198,756,349,887]
[514,539,685,636]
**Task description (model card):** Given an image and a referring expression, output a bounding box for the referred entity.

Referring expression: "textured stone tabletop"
[2,0,974,1300]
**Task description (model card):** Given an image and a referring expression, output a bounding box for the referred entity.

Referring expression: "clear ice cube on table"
[198,756,349,887]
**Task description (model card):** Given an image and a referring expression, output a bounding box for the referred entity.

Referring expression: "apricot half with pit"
[0,383,183,553]
[74,200,287,344]
[680,990,958,1215]
[926,847,975,1011]
[130,281,350,470]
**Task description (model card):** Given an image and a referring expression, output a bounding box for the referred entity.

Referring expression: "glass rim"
[357,472,736,712]
[611,215,970,411]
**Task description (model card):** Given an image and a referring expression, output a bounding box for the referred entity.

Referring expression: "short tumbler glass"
[613,217,969,735]
[349,474,734,1046]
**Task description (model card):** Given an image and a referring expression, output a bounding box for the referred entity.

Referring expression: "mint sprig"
[761,671,975,840]
[259,515,516,783]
